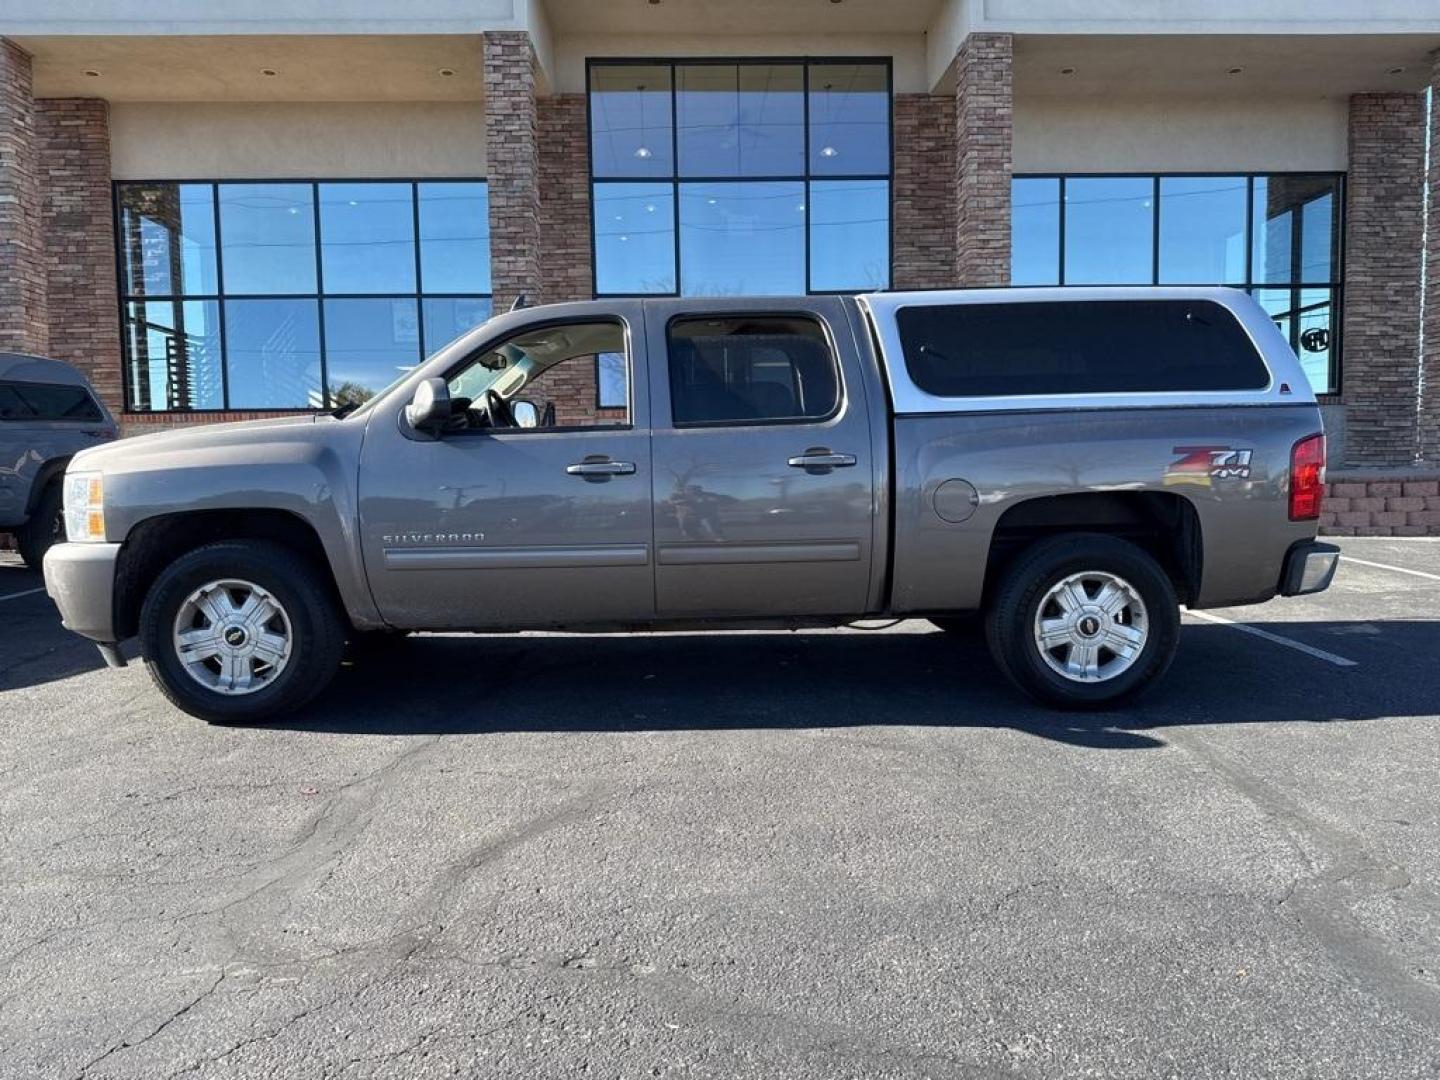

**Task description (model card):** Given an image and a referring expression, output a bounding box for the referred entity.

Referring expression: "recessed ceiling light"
[260,68,279,77]
[634,146,653,159]
[1059,67,1076,76]
[819,145,839,158]
[83,69,102,77]
[437,68,456,77]
[1226,66,1244,75]
[1388,66,1407,75]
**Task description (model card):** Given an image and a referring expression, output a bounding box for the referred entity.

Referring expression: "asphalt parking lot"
[2,539,1440,1079]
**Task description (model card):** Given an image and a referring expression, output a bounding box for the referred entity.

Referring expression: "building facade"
[2,0,1439,533]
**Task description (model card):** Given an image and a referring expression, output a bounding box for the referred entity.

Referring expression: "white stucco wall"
[1013,95,1348,173]
[110,102,487,179]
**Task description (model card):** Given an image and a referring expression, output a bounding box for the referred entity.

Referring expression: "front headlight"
[63,471,106,542]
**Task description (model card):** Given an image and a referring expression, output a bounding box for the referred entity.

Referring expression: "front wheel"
[985,534,1180,710]
[139,540,346,724]
[16,480,63,569]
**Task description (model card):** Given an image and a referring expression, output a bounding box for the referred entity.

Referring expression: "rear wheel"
[985,533,1179,710]
[16,480,63,569]
[139,540,345,723]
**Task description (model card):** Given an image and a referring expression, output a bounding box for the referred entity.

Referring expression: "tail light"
[1289,433,1325,521]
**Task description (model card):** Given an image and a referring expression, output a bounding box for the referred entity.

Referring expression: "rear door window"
[0,380,105,422]
[895,299,1270,399]
[667,315,840,426]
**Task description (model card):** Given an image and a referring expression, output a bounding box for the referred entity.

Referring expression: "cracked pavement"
[3,538,1440,1078]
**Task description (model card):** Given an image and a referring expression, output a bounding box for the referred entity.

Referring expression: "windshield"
[338,317,497,420]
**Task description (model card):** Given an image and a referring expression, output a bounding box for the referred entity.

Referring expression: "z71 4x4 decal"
[1166,446,1254,486]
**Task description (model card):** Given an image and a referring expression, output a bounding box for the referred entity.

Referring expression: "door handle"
[566,459,637,477]
[787,450,858,470]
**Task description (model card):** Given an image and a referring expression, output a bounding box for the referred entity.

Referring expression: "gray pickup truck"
[44,287,1337,723]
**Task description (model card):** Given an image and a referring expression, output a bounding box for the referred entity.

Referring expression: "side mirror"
[405,377,451,434]
[511,399,539,429]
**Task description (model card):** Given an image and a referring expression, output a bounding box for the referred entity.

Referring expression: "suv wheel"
[985,533,1180,710]
[16,480,63,569]
[139,540,345,724]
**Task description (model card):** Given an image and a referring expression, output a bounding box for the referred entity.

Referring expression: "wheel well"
[984,492,1202,606]
[114,509,344,640]
[26,456,71,515]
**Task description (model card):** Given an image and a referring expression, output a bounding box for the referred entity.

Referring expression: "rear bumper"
[42,541,120,642]
[1278,540,1340,597]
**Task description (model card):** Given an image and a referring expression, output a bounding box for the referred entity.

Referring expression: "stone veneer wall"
[483,32,543,316]
[0,40,47,356]
[953,33,1012,287]
[35,99,122,416]
[538,93,593,304]
[1320,471,1440,536]
[1341,92,1427,466]
[1420,56,1440,466]
[893,93,957,290]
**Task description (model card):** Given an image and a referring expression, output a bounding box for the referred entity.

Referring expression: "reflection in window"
[809,180,890,291]
[1158,176,1246,284]
[590,64,674,178]
[117,181,492,411]
[1065,177,1154,285]
[421,297,494,356]
[223,299,323,409]
[589,59,892,298]
[808,63,890,176]
[418,181,490,294]
[1010,172,1343,394]
[598,352,628,408]
[319,182,416,294]
[123,299,223,411]
[680,182,806,297]
[323,298,421,406]
[594,183,676,295]
[118,183,218,297]
[1011,177,1060,286]
[677,64,804,177]
[219,183,317,295]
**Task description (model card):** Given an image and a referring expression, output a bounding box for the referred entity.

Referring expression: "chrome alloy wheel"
[1032,571,1148,684]
[171,579,293,695]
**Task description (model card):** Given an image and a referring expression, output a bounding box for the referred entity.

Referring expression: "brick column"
[538,93,593,303]
[1342,92,1426,466]
[36,99,121,414]
[953,33,1012,287]
[1421,53,1440,466]
[483,32,543,313]
[893,94,957,290]
[0,39,47,355]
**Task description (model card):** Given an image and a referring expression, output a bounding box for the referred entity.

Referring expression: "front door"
[646,300,877,617]
[358,307,654,629]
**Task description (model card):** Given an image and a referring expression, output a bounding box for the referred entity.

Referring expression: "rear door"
[645,298,877,617]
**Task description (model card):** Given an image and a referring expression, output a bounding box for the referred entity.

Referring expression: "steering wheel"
[479,388,516,429]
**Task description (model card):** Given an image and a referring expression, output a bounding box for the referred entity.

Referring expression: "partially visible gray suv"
[0,354,118,568]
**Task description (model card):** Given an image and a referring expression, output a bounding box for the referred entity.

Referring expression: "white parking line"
[1341,555,1440,584]
[0,586,46,603]
[1185,608,1358,668]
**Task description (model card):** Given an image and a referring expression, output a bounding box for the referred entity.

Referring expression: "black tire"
[16,480,63,570]
[139,540,346,724]
[984,533,1180,710]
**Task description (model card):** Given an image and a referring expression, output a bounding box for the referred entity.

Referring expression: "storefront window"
[590,59,892,298]
[117,180,492,411]
[1011,172,1344,394]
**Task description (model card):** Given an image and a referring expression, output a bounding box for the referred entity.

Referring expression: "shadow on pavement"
[262,618,1439,749]
[0,563,110,691]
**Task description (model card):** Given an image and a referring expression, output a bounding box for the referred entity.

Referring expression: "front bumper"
[42,541,121,643]
[1278,540,1340,597]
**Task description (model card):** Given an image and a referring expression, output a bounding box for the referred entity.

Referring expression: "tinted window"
[668,316,839,425]
[0,380,104,422]
[896,300,1269,398]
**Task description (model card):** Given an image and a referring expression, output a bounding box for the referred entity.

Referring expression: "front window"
[117,180,493,412]
[590,59,892,298]
[1010,172,1344,395]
